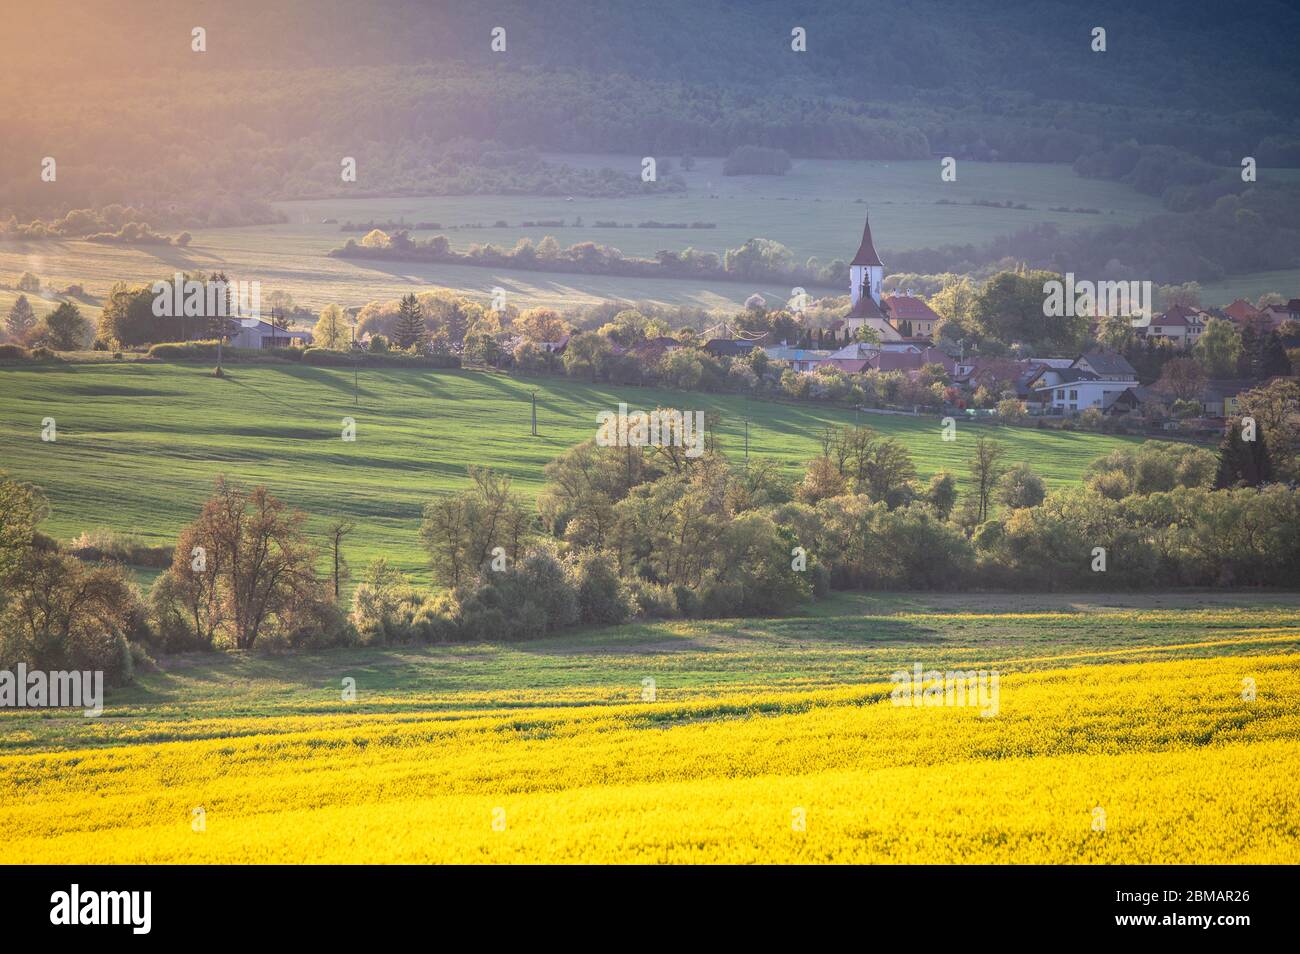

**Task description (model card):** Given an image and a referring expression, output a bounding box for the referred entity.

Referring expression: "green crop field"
[5,590,1297,753]
[0,360,1140,586]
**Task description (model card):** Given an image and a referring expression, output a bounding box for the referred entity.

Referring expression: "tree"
[1215,420,1274,488]
[97,283,171,347]
[4,295,37,342]
[0,471,46,587]
[1096,312,1135,351]
[997,397,1027,422]
[515,307,569,343]
[1159,282,1202,309]
[313,303,348,349]
[1154,357,1207,402]
[391,293,427,351]
[1193,318,1242,377]
[1257,331,1292,378]
[16,271,41,293]
[32,301,90,350]
[1236,379,1300,481]
[562,331,612,382]
[656,347,704,389]
[153,478,325,649]
[796,455,848,504]
[924,471,959,519]
[420,467,533,588]
[969,436,1005,523]
[855,437,917,506]
[0,549,140,685]
[328,521,355,602]
[974,269,1086,351]
[997,463,1046,509]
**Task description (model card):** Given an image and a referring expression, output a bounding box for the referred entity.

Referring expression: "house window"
[1069,390,1078,400]
[1055,389,1065,400]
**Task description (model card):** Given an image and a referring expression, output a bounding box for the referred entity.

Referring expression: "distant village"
[162,213,1299,436]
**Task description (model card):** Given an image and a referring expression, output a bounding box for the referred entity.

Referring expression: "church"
[837,212,941,343]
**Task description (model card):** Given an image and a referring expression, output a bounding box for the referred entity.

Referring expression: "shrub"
[626,580,679,619]
[0,551,142,686]
[0,343,28,360]
[147,340,220,360]
[349,559,424,643]
[67,527,171,567]
[569,550,632,624]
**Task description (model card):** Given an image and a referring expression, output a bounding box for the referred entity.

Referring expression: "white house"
[1032,351,1138,413]
[229,318,312,349]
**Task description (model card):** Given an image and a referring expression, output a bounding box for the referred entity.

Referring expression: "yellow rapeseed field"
[2,651,1297,863]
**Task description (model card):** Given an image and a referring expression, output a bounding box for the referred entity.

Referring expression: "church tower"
[849,212,884,307]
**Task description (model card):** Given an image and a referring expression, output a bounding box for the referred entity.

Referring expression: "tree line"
[4,411,1299,683]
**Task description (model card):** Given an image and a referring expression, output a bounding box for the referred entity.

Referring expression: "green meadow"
[0,360,1140,586]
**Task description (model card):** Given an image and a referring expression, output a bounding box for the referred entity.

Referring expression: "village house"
[228,318,313,349]
[1259,302,1293,331]
[703,338,757,358]
[1032,351,1138,414]
[882,294,943,338]
[1142,304,1206,348]
[1200,379,1254,418]
[762,344,832,372]
[1223,298,1261,327]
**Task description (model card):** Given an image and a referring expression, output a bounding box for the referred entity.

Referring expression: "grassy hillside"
[0,361,1140,585]
[3,593,1296,862]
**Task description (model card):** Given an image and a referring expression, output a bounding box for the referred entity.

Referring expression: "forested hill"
[6,0,1299,116]
[3,0,1299,218]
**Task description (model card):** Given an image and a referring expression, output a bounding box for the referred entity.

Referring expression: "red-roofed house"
[1224,299,1261,327]
[1259,303,1291,331]
[883,295,943,339]
[1144,304,1206,348]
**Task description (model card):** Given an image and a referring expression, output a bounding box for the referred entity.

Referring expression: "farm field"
[0,157,1174,319]
[3,156,1292,319]
[2,592,1296,863]
[0,361,1141,585]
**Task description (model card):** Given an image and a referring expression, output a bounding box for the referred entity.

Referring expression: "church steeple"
[849,210,884,307]
[851,211,884,267]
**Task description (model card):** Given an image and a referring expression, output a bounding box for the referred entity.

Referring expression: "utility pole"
[352,319,359,407]
[744,418,749,467]
[530,390,538,436]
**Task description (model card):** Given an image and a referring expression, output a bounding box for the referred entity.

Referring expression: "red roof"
[847,294,891,322]
[870,352,925,372]
[850,213,884,267]
[919,347,956,371]
[822,358,870,373]
[884,295,941,321]
[1224,299,1260,323]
